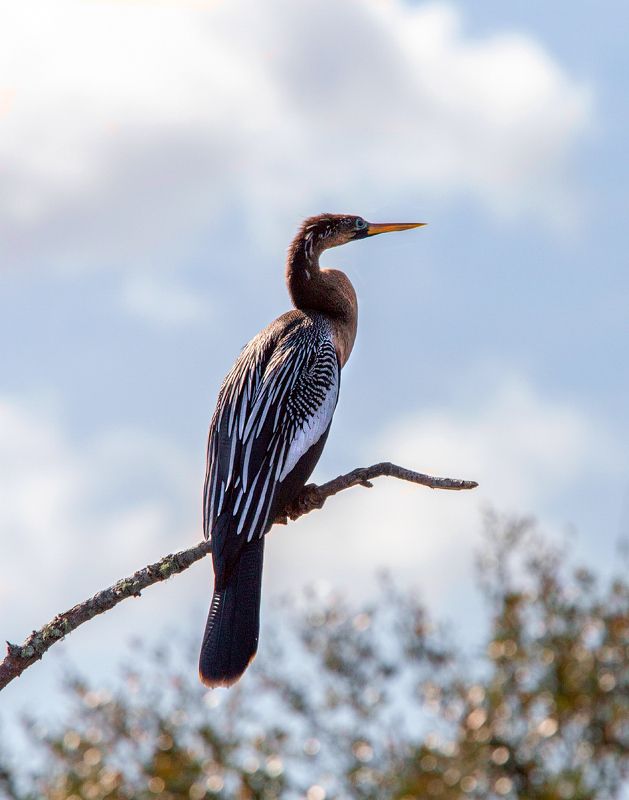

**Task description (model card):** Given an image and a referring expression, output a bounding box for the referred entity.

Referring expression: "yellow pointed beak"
[366,222,427,236]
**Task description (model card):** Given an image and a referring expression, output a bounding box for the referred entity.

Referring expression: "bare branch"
[0,541,212,692]
[0,462,477,690]
[280,462,478,521]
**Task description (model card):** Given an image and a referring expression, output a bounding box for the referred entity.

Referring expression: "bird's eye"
[355,219,367,230]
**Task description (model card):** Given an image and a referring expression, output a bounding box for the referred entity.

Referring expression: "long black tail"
[199,537,265,688]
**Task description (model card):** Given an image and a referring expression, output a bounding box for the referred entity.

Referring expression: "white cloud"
[267,376,619,611]
[0,0,591,271]
[0,396,215,722]
[0,398,201,646]
[2,377,613,642]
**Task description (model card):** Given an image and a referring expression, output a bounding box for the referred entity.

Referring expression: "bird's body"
[199,214,423,687]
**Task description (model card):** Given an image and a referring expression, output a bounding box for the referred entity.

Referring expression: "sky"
[1,0,628,734]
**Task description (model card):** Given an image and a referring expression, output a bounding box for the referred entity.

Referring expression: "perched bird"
[200,213,424,687]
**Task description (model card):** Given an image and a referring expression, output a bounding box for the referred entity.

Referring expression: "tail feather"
[199,537,264,688]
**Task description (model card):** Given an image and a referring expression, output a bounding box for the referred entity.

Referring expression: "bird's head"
[296,213,426,254]
[286,213,426,357]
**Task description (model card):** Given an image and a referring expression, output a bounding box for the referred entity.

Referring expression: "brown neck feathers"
[285,225,358,368]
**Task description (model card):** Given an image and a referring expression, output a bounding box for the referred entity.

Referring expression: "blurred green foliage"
[1,516,627,800]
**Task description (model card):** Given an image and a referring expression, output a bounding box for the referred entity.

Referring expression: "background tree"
[1,516,627,800]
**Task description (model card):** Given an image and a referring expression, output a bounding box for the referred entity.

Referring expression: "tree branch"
[0,462,477,691]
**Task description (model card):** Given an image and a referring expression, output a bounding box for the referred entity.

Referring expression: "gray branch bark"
[0,462,477,691]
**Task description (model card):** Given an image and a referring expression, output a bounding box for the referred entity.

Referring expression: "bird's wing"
[204,318,339,587]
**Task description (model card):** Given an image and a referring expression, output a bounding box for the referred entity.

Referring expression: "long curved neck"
[285,232,358,367]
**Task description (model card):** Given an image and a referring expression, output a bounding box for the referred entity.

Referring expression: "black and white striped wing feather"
[204,320,339,587]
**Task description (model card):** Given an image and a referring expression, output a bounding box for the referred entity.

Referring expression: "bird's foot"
[279,484,325,522]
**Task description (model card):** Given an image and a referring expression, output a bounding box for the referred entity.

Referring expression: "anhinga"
[200,213,425,687]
